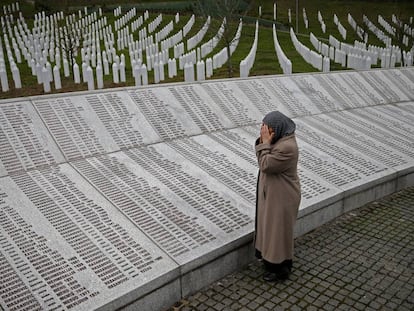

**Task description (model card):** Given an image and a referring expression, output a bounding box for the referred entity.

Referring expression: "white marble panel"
[302,110,414,171]
[0,165,176,311]
[199,80,264,125]
[358,70,407,102]
[231,78,286,115]
[0,101,65,176]
[32,91,161,160]
[309,72,365,110]
[332,71,385,106]
[289,74,341,113]
[331,109,414,160]
[259,76,315,117]
[72,145,254,270]
[295,118,394,196]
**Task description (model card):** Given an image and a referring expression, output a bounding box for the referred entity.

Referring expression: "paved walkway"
[166,187,414,311]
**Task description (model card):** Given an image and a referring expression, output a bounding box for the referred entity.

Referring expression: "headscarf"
[262,111,296,143]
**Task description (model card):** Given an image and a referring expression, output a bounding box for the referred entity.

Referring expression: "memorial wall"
[1,68,414,311]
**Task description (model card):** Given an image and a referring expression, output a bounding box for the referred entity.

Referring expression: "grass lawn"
[0,0,413,99]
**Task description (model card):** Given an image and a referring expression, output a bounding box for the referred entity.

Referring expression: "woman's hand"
[260,124,274,145]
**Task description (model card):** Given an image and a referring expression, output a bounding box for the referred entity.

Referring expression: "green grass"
[0,0,413,99]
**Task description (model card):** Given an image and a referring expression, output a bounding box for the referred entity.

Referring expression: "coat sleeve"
[255,142,294,174]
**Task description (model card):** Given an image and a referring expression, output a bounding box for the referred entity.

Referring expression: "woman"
[255,111,301,282]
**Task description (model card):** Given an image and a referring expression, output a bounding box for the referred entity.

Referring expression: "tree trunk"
[226,44,233,78]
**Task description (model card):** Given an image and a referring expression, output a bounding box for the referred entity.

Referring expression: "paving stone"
[247,301,259,309]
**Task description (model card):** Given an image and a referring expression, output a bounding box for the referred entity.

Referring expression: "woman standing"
[255,111,301,282]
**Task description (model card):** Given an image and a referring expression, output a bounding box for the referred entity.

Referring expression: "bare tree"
[392,14,413,66]
[392,0,414,66]
[196,0,253,78]
[58,18,80,76]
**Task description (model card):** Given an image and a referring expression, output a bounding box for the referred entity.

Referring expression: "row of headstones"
[157,14,193,55]
[0,4,392,95]
[200,18,226,59]
[240,21,259,78]
[1,28,229,92]
[155,20,174,43]
[392,14,414,40]
[310,32,396,70]
[11,8,214,91]
[378,15,395,37]
[3,2,368,93]
[290,28,330,72]
[164,17,244,82]
[0,9,99,91]
[348,13,368,43]
[212,19,243,71]
[111,11,200,77]
[303,8,309,29]
[2,1,19,15]
[272,24,292,74]
[329,34,413,68]
[115,12,161,51]
[305,10,413,71]
[1,3,313,92]
[318,11,326,34]
[333,14,347,40]
[147,17,242,84]
[383,14,411,48]
[2,10,113,86]
[187,16,210,52]
[3,7,180,89]
[9,10,106,64]
[0,33,21,91]
[50,12,213,90]
[141,15,231,82]
[363,15,392,47]
[179,18,243,82]
[301,9,345,41]
[177,17,224,66]
[114,7,138,30]
[0,14,27,90]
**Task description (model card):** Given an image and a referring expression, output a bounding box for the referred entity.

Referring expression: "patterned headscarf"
[262,111,296,143]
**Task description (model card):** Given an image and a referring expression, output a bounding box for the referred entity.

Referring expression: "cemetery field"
[0,0,413,99]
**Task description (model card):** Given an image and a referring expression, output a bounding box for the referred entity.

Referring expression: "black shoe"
[276,266,290,280]
[263,267,290,282]
[263,271,279,282]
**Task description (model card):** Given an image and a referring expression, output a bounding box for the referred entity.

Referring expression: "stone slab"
[309,72,371,110]
[358,70,408,103]
[301,111,414,172]
[329,71,386,106]
[288,74,343,113]
[0,164,178,311]
[127,84,235,140]
[32,91,161,160]
[71,144,254,273]
[132,141,255,271]
[198,80,264,126]
[0,101,66,176]
[295,118,393,193]
[381,69,414,100]
[334,108,414,161]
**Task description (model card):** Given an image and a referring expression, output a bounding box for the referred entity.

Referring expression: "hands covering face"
[260,124,275,145]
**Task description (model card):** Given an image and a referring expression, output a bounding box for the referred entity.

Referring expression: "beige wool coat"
[255,134,301,264]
